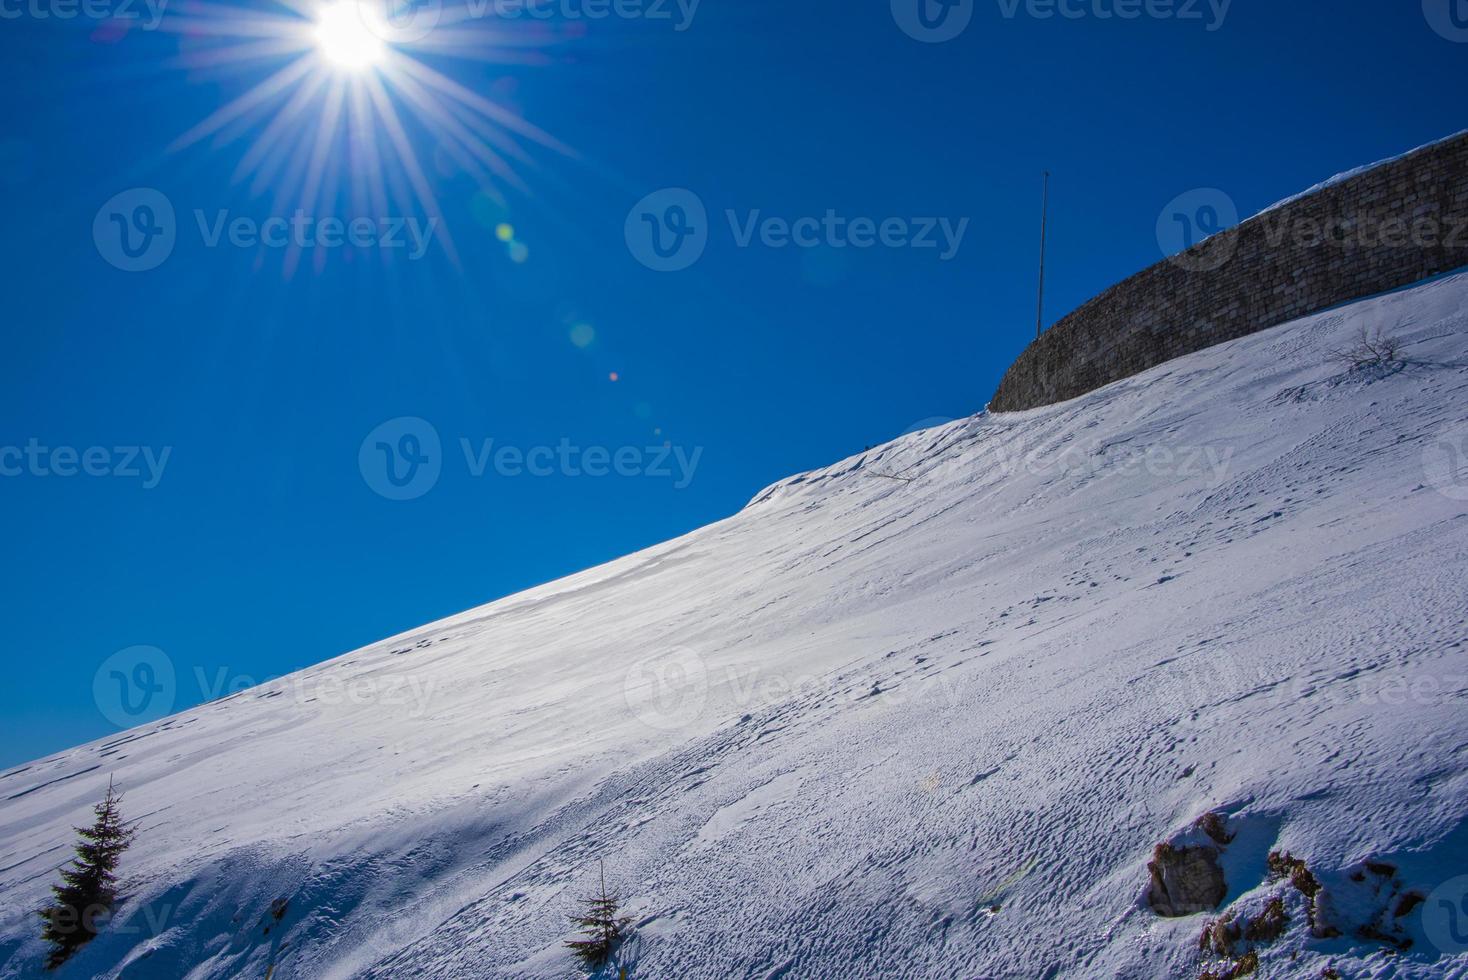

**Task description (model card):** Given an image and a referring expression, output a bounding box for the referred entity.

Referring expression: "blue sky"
[1,0,1463,767]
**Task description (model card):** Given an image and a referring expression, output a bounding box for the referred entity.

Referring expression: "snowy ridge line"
[1254,128,1468,218]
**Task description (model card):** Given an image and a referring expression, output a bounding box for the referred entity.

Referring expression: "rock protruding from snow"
[1149,842,1228,917]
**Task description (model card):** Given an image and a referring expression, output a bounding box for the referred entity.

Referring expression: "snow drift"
[3,273,1468,979]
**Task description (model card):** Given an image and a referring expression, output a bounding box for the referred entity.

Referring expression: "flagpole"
[1036,170,1050,341]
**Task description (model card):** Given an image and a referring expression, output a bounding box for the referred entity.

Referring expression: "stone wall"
[990,133,1468,413]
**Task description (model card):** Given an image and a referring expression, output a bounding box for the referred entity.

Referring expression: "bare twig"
[1327,327,1403,371]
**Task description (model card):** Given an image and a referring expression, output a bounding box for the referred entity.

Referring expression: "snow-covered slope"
[4,274,1468,979]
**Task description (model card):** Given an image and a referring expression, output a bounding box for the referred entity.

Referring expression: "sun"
[314,2,388,71]
[160,0,572,276]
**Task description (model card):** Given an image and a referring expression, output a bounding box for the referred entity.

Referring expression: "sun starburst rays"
[153,0,563,275]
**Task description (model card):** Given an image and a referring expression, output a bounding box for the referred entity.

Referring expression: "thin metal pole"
[1036,171,1050,340]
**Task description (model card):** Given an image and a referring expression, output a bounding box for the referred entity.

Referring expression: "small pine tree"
[565,861,631,969]
[38,778,136,970]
